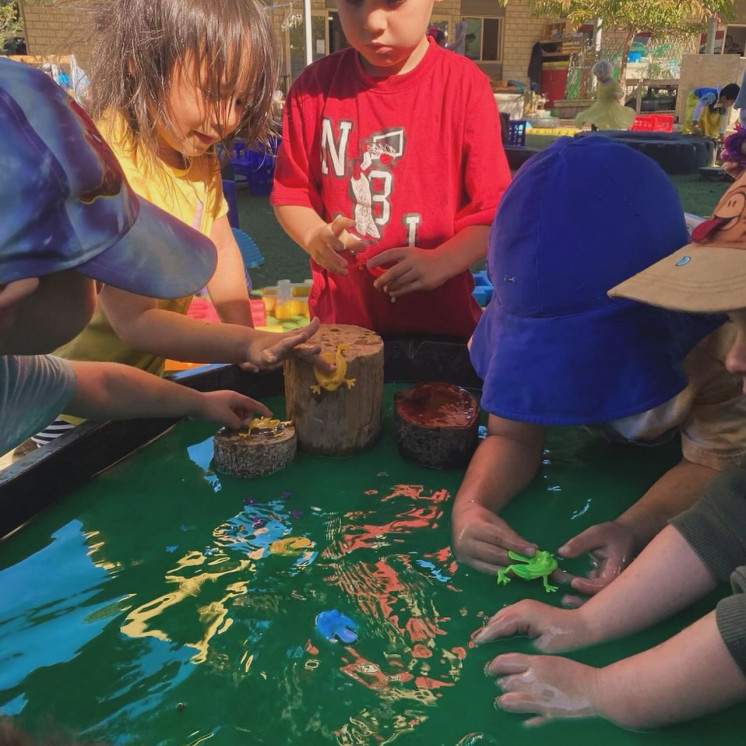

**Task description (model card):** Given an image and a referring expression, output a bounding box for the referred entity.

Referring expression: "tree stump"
[213,424,297,478]
[394,382,479,469]
[284,324,384,456]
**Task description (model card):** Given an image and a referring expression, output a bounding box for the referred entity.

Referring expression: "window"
[428,18,450,47]
[288,14,328,83]
[461,17,502,62]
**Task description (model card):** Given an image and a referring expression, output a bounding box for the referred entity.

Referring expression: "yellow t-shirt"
[55,112,229,376]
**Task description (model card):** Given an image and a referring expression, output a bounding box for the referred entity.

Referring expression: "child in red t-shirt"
[271,0,510,339]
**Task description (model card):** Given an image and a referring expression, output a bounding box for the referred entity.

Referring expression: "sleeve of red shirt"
[454,73,511,234]
[271,78,325,217]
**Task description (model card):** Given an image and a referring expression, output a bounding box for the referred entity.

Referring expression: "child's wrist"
[587,665,617,724]
[614,512,650,554]
[574,604,602,647]
[190,391,210,421]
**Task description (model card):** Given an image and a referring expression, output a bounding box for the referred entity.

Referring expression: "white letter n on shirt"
[321,118,352,177]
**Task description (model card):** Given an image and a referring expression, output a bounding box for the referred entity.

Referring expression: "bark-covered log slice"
[284,324,384,456]
[213,420,297,478]
[394,382,479,469]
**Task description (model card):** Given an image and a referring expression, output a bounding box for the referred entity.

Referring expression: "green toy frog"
[497,550,558,593]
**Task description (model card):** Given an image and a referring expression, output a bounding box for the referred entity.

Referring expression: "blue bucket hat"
[470,136,722,426]
[0,58,216,298]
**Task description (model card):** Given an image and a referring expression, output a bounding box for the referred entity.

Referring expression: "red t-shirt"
[272,39,510,338]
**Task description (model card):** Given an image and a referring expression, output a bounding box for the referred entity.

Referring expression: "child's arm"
[367,225,490,298]
[273,205,365,274]
[558,458,718,596]
[488,610,746,729]
[66,360,270,429]
[206,215,254,327]
[473,524,718,652]
[452,414,546,573]
[98,288,331,370]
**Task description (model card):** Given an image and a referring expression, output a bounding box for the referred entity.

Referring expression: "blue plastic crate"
[230,138,280,196]
[222,179,239,229]
[508,120,527,147]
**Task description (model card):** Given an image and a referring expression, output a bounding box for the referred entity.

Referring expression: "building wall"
[20,0,99,64]
[20,0,703,105]
[19,0,548,85]
[501,0,551,84]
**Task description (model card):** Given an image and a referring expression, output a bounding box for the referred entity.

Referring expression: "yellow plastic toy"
[310,344,356,395]
[239,417,293,438]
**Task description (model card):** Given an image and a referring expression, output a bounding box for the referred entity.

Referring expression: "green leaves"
[0,1,22,47]
[528,0,734,40]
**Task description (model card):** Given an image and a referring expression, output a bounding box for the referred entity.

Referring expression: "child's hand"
[452,503,538,574]
[308,216,366,274]
[368,247,450,297]
[472,599,592,653]
[245,317,335,372]
[556,520,635,600]
[488,653,600,726]
[197,390,271,430]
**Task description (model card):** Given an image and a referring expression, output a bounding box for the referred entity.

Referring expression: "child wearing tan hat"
[471,174,746,730]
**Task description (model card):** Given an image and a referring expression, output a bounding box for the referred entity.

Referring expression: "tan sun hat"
[609,174,746,313]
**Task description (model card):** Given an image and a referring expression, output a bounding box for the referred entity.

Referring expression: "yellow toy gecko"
[237,417,292,438]
[310,343,356,395]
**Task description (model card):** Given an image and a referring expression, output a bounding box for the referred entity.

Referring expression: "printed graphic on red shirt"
[322,120,417,244]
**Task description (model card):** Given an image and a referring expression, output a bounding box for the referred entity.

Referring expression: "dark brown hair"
[87,0,278,162]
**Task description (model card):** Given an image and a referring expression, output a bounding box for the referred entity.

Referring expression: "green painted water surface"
[0,386,740,745]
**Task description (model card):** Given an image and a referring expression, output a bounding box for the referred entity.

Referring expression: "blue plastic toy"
[471,269,493,306]
[232,228,265,269]
[315,609,358,643]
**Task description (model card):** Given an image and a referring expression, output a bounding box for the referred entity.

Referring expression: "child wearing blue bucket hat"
[453,135,746,600]
[471,171,746,731]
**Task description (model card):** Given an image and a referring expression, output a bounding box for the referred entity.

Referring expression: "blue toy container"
[230,138,281,196]
[471,270,493,306]
[507,120,527,147]
[222,179,239,229]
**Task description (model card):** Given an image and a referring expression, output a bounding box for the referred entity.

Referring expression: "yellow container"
[274,302,294,320]
[292,283,312,297]
[290,298,309,317]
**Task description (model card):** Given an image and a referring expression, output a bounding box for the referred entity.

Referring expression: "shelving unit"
[539,21,587,59]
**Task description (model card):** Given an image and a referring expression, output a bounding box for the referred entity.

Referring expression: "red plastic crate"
[652,114,673,132]
[631,114,673,133]
[631,115,656,131]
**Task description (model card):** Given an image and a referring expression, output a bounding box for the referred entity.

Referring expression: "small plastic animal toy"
[310,343,356,394]
[497,550,558,593]
[235,417,292,437]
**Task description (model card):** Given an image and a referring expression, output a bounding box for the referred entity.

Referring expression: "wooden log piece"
[213,421,297,478]
[284,324,384,456]
[394,382,479,469]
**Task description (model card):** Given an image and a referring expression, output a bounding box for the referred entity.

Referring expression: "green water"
[0,387,740,745]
